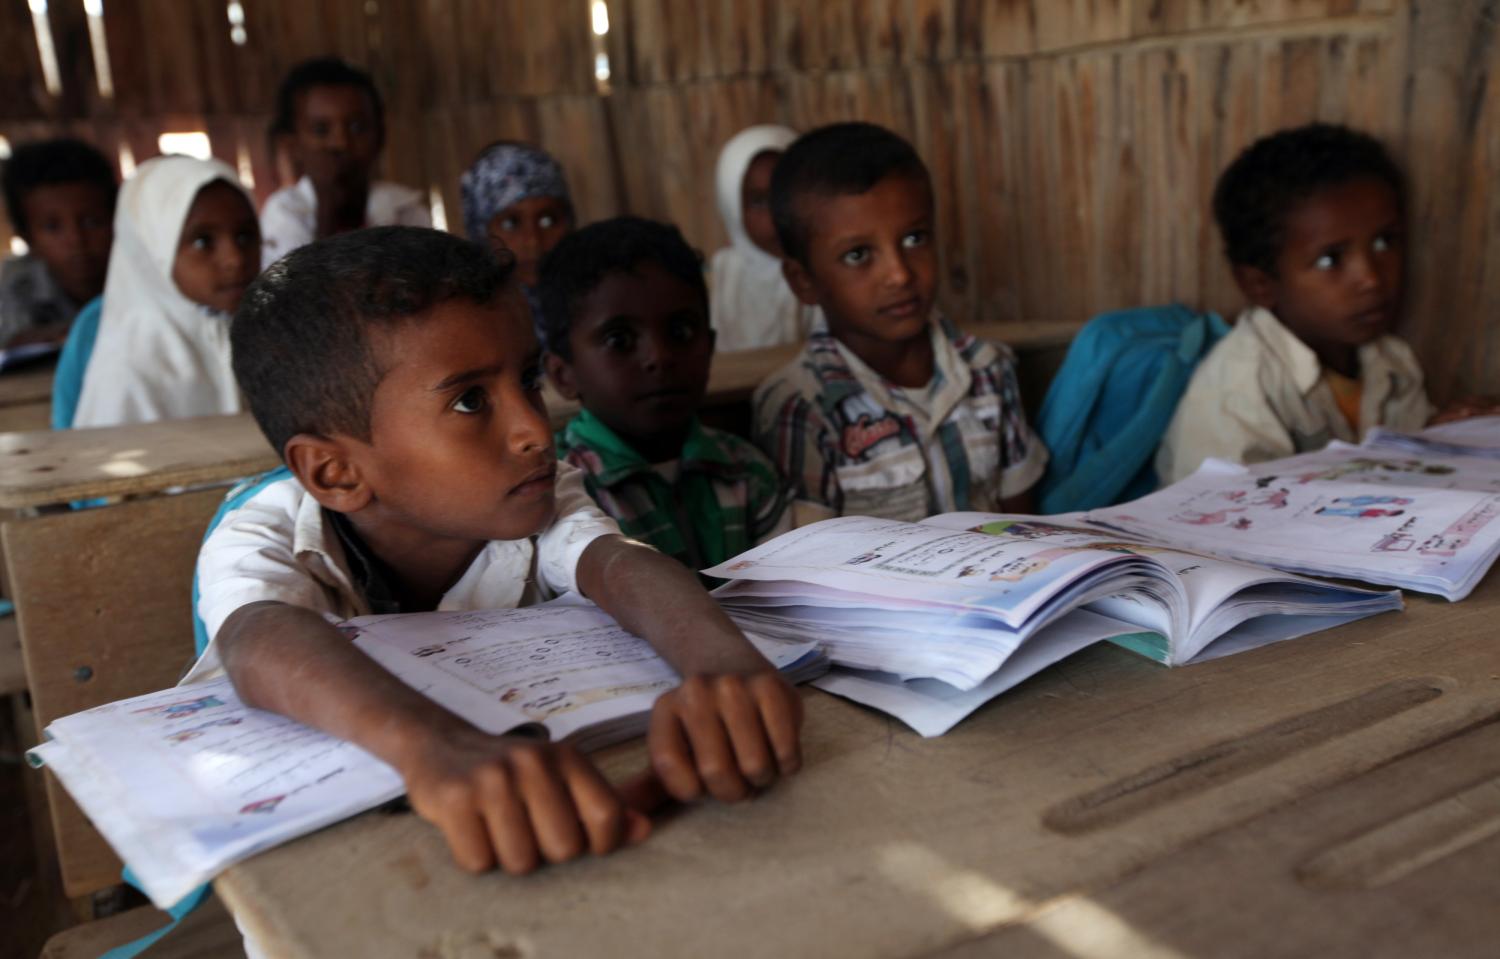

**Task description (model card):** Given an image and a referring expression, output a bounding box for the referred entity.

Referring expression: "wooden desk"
[216,576,1500,958]
[0,414,280,510]
[0,361,55,433]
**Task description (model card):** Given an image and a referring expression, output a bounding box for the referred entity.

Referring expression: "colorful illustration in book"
[971,519,1102,540]
[1169,485,1289,526]
[132,695,225,721]
[240,795,286,815]
[1316,495,1413,519]
[164,716,243,744]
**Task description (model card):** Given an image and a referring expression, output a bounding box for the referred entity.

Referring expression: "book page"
[31,678,403,908]
[1088,461,1500,597]
[349,601,821,743]
[702,515,1158,629]
[1247,441,1500,493]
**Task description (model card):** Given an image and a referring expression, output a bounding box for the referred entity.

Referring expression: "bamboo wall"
[1,0,1495,402]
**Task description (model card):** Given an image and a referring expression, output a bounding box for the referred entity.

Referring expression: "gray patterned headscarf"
[460,143,572,242]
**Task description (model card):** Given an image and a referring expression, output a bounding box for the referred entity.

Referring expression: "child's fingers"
[713,676,777,789]
[674,682,751,802]
[752,677,804,777]
[511,747,588,865]
[555,745,634,856]
[428,804,498,874]
[649,698,706,801]
[474,766,542,875]
[618,767,670,817]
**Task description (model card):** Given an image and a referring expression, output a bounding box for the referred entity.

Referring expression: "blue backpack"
[51,295,103,431]
[1035,305,1228,514]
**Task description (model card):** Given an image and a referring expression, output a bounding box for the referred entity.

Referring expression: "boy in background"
[0,138,115,346]
[198,227,803,878]
[260,57,429,262]
[753,122,1046,523]
[541,216,790,574]
[1157,123,1487,483]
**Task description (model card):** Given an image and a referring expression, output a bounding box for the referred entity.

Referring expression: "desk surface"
[217,574,1500,958]
[0,322,1082,509]
[0,414,280,509]
[0,360,55,408]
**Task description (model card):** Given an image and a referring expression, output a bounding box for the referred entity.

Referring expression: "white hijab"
[74,156,249,428]
[708,125,817,353]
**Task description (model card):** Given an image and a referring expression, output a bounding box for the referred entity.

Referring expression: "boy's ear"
[283,433,374,514]
[782,257,821,307]
[544,351,580,401]
[1231,263,1278,311]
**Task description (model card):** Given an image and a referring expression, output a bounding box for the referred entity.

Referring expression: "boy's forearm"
[577,537,771,676]
[216,601,467,771]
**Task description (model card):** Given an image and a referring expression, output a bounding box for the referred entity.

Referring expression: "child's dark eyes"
[902,230,930,249]
[537,213,557,230]
[1313,250,1340,271]
[668,315,703,343]
[601,328,636,352]
[451,386,488,414]
[840,246,870,267]
[191,234,213,252]
[498,216,520,232]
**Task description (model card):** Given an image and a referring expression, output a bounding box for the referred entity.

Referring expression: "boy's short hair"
[232,226,515,457]
[2,138,117,238]
[270,56,385,145]
[537,215,707,360]
[1213,123,1405,274]
[769,122,930,264]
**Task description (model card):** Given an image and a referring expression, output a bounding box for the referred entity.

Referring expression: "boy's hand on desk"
[648,670,804,803]
[399,728,651,876]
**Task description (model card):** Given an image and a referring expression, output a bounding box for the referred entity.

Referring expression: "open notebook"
[28,601,825,908]
[1086,454,1500,600]
[705,512,1399,736]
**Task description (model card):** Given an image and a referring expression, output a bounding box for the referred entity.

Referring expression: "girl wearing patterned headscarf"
[708,125,818,353]
[461,142,574,325]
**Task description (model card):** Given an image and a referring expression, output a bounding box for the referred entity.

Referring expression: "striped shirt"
[557,409,792,574]
[752,314,1047,522]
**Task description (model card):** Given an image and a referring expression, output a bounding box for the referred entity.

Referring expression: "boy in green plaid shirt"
[541,216,791,574]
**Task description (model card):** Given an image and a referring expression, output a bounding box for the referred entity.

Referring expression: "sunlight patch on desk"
[877,841,1189,959]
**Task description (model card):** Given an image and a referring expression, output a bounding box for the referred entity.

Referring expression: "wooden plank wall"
[0,0,1494,402]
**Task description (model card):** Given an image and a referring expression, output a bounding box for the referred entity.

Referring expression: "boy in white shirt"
[259,58,429,263]
[199,226,802,876]
[1158,123,1489,483]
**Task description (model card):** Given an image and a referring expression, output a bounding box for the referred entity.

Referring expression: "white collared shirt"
[259,176,432,263]
[1156,306,1433,484]
[189,462,620,681]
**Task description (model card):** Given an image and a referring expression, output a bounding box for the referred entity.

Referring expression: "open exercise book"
[1085,443,1500,600]
[704,512,1399,737]
[27,601,825,909]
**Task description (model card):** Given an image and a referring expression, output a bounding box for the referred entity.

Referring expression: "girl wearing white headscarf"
[74,156,259,428]
[708,125,817,353]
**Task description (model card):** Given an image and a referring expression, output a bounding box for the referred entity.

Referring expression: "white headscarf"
[708,125,817,353]
[73,156,250,428]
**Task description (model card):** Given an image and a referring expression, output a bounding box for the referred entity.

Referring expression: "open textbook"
[703,513,1399,736]
[27,601,824,909]
[1365,416,1500,460]
[1086,456,1500,600]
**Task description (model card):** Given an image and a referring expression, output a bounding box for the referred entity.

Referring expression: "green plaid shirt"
[556,409,792,574]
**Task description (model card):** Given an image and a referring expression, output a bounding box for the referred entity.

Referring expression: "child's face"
[20,181,113,304]
[1238,176,1405,356]
[171,181,261,315]
[356,293,556,543]
[291,84,381,191]
[486,196,572,288]
[741,150,782,257]
[547,262,714,461]
[783,173,938,351]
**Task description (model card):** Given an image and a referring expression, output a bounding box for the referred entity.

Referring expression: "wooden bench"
[215,576,1500,957]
